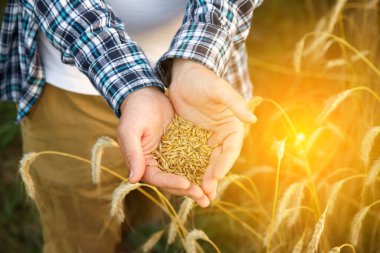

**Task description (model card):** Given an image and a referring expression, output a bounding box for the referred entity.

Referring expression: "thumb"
[215,81,257,124]
[118,127,145,183]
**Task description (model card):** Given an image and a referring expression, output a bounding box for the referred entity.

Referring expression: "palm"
[169,60,254,199]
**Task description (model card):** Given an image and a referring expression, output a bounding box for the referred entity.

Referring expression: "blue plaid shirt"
[0,0,262,122]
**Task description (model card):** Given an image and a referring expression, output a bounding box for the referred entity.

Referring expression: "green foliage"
[0,102,20,150]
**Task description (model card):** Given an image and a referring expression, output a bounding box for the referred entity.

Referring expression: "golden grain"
[154,115,213,184]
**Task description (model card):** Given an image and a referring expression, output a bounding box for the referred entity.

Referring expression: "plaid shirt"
[0,0,262,122]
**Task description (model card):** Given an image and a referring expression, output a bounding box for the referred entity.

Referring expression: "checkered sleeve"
[156,0,263,85]
[20,0,165,117]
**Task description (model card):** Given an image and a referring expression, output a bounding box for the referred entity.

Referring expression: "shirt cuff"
[87,42,165,118]
[155,22,233,86]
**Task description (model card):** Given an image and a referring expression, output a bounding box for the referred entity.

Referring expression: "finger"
[214,81,257,124]
[161,184,210,208]
[117,125,145,183]
[142,165,191,190]
[212,132,243,180]
[202,146,222,199]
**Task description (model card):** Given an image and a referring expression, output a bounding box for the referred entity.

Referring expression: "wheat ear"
[91,136,119,184]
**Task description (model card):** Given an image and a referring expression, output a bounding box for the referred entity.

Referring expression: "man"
[0,0,262,252]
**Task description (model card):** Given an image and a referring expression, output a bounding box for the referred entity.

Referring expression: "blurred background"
[1,0,379,252]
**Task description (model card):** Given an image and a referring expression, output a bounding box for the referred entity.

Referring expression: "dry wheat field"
[3,0,380,252]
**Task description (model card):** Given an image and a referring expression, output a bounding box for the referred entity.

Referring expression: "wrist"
[120,86,162,114]
[172,59,205,82]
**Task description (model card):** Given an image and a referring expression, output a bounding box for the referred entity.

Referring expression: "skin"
[117,59,256,208]
[169,59,257,201]
[118,86,210,207]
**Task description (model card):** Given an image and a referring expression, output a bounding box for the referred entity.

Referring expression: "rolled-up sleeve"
[156,0,263,85]
[21,0,165,117]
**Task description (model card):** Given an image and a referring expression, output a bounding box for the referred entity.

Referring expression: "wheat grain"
[91,136,119,184]
[154,115,213,184]
[307,208,328,253]
[110,183,141,223]
[19,152,40,200]
[360,126,380,167]
[142,230,164,253]
[167,197,195,245]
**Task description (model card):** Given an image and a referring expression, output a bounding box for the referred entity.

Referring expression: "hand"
[117,87,210,207]
[169,59,257,201]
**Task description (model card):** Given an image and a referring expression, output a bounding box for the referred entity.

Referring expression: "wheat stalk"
[303,0,347,57]
[291,236,304,253]
[167,197,195,245]
[185,229,220,253]
[286,183,306,227]
[248,96,264,112]
[266,140,286,252]
[142,230,164,253]
[350,206,370,247]
[293,38,305,73]
[110,183,141,223]
[326,179,345,216]
[306,208,328,253]
[265,181,305,242]
[360,126,380,167]
[91,136,119,184]
[215,174,246,200]
[328,247,341,253]
[19,152,40,200]
[317,89,353,123]
[364,158,380,187]
[275,140,286,161]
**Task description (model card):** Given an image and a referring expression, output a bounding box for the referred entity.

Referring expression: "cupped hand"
[117,87,210,207]
[169,59,257,201]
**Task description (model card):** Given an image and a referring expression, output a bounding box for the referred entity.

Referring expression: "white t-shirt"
[38,0,186,95]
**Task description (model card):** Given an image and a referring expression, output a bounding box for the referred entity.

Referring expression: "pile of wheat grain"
[154,115,213,185]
